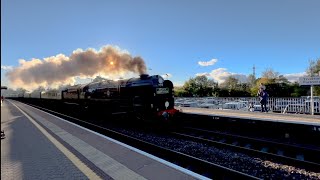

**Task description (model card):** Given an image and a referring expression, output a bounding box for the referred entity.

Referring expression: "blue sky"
[1,0,320,89]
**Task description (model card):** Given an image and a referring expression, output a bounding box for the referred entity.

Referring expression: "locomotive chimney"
[140,74,149,79]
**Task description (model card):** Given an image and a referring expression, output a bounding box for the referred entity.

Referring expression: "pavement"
[1,100,95,179]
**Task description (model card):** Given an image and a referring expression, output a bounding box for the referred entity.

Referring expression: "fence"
[175,97,320,114]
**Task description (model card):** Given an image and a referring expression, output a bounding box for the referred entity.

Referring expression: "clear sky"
[1,0,320,89]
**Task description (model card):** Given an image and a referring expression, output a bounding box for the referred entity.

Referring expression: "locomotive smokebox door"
[165,101,169,109]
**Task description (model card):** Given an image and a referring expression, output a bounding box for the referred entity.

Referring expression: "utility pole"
[253,65,256,79]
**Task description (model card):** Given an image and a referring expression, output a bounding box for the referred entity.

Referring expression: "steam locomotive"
[22,74,179,122]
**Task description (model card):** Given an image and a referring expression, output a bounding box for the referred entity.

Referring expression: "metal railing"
[175,97,320,115]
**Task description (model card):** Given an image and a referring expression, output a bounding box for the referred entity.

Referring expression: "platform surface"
[178,107,320,126]
[1,100,207,180]
[1,100,93,179]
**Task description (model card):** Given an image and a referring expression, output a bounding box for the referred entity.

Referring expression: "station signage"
[299,76,320,85]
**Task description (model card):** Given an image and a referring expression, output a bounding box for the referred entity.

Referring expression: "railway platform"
[177,107,320,151]
[1,100,207,180]
[178,107,320,126]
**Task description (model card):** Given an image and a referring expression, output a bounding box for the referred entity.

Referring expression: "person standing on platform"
[258,89,269,112]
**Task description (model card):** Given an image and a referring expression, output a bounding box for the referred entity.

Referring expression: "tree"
[212,87,229,97]
[261,68,280,80]
[306,58,320,96]
[220,76,239,89]
[276,75,290,84]
[306,58,320,76]
[182,76,217,97]
[247,74,256,87]
[290,82,308,97]
[252,69,294,97]
[217,76,251,97]
[265,83,292,97]
[174,86,188,97]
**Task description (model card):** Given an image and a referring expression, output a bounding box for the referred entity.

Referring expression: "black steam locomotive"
[60,74,179,121]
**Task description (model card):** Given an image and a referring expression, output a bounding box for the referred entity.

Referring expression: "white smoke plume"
[6,45,147,90]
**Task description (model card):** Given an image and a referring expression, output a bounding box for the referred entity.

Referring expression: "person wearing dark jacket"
[258,89,268,112]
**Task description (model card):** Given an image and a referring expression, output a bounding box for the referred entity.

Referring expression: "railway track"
[171,127,320,172]
[17,101,258,179]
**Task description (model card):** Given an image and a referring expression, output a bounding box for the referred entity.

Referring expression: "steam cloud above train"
[6,45,147,90]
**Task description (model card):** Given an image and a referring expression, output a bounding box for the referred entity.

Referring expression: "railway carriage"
[30,91,42,98]
[41,90,62,99]
[23,92,31,98]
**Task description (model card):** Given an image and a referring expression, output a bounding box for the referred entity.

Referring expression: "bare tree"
[306,58,320,96]
[306,58,320,76]
[261,68,280,79]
